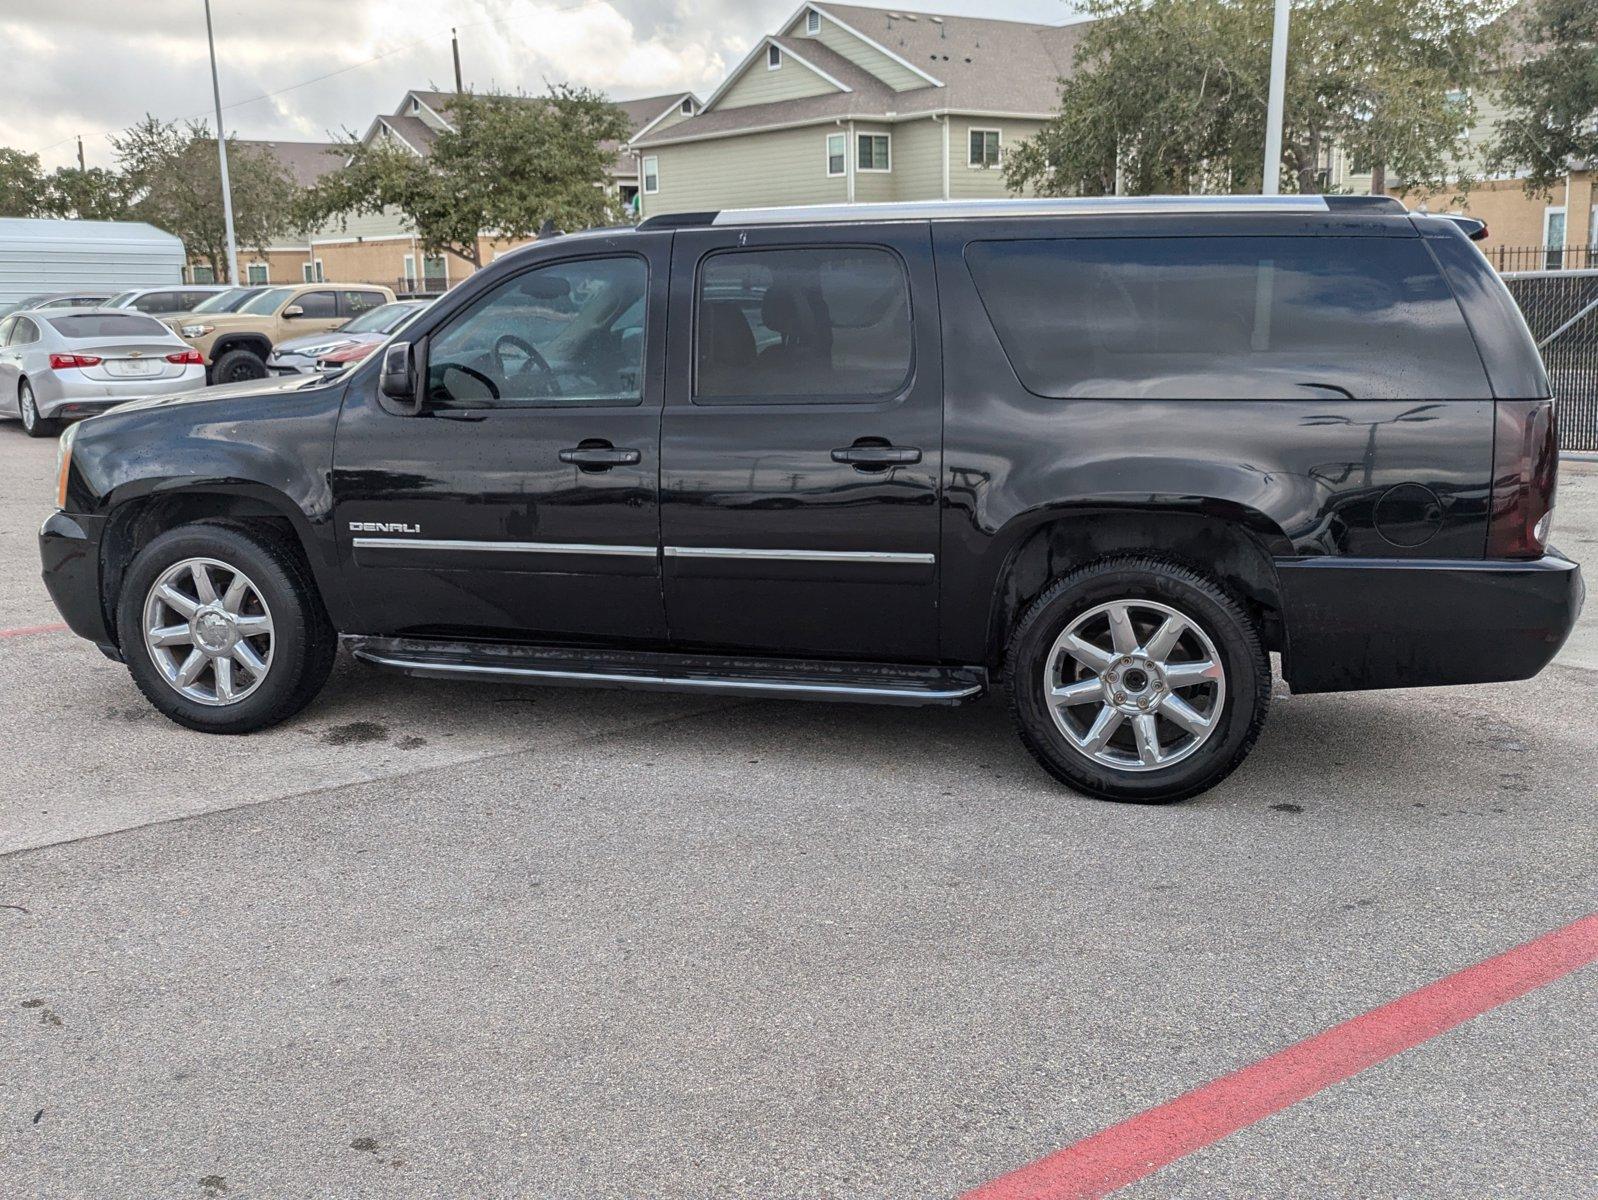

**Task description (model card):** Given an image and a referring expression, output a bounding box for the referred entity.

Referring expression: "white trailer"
[0,218,185,309]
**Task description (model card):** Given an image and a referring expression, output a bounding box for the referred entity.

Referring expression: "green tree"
[42,167,135,220]
[1486,0,1598,193]
[299,87,631,269]
[112,116,301,282]
[0,147,47,217]
[1007,0,1506,198]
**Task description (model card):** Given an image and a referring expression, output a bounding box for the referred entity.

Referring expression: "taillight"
[48,353,102,370]
[1486,399,1558,558]
[166,349,205,365]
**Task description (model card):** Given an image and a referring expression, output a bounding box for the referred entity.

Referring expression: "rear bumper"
[36,370,205,415]
[1278,551,1584,693]
[39,510,117,656]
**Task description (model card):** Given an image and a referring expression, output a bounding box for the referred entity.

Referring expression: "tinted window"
[695,246,912,403]
[0,317,16,345]
[194,288,252,313]
[107,292,138,308]
[426,256,647,409]
[131,291,187,313]
[341,289,385,316]
[964,236,1490,400]
[295,291,338,319]
[48,313,171,339]
[13,318,39,344]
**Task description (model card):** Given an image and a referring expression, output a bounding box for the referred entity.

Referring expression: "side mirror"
[282,304,305,318]
[379,341,422,414]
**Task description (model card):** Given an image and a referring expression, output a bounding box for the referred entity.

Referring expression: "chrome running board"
[345,636,985,707]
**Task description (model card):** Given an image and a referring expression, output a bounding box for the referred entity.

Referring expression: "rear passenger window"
[342,290,383,316]
[695,246,912,403]
[965,236,1490,400]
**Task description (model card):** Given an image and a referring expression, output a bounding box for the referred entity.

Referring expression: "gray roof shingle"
[635,4,1092,146]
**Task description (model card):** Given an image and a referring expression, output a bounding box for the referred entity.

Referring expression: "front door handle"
[559,443,641,470]
[831,443,922,469]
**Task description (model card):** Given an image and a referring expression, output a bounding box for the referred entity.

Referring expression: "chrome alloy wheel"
[1045,599,1226,772]
[141,558,275,706]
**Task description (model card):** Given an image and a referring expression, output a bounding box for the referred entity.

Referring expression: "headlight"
[295,343,338,357]
[55,422,78,510]
[180,324,213,338]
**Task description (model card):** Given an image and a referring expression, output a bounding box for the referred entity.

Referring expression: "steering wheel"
[440,362,500,401]
[494,333,550,376]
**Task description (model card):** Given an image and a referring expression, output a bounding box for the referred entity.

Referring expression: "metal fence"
[1501,268,1598,452]
[1492,244,1598,273]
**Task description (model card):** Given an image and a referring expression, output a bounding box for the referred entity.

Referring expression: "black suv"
[40,196,1583,802]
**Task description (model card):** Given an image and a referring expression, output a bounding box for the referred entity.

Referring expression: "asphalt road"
[1,424,1593,1199]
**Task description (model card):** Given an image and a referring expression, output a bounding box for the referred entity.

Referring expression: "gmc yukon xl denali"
[39,196,1584,802]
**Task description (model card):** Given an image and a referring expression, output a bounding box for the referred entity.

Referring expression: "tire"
[210,347,267,385]
[116,522,337,734]
[18,380,58,438]
[1006,556,1270,804]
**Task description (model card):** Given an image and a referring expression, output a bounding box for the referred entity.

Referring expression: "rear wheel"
[211,347,267,385]
[18,380,57,438]
[1006,556,1270,803]
[117,523,336,733]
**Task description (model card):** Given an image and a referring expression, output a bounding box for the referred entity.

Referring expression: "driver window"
[425,256,647,409]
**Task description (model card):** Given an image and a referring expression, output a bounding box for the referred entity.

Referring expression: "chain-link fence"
[1501,269,1598,452]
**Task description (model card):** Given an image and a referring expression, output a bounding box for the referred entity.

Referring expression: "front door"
[332,236,668,644]
[660,225,942,661]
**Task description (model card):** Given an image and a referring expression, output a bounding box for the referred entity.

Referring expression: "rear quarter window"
[964,236,1491,400]
[47,314,172,339]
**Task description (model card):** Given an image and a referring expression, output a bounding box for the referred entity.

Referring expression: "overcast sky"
[6,0,1084,171]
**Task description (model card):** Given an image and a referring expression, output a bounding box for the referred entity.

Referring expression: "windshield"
[107,292,139,308]
[341,302,415,335]
[239,287,295,316]
[192,288,253,313]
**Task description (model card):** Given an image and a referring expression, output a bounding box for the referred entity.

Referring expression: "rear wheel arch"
[99,487,348,648]
[983,506,1288,670]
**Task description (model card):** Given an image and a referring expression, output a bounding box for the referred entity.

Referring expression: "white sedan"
[0,308,207,437]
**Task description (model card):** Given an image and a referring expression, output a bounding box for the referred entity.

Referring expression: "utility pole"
[76,136,85,171]
[204,0,240,284]
[452,28,463,93]
[1262,0,1290,195]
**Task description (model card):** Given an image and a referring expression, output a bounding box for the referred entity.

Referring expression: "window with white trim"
[402,254,418,287]
[301,259,324,283]
[680,97,694,115]
[806,10,821,34]
[826,132,846,177]
[969,128,1002,169]
[857,133,890,172]
[1545,206,1567,269]
[246,263,269,284]
[768,44,782,69]
[642,155,660,195]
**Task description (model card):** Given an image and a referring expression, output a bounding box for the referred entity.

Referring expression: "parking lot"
[1,425,1593,1197]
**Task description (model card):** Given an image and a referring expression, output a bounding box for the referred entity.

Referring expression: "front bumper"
[1278,551,1584,693]
[39,510,117,656]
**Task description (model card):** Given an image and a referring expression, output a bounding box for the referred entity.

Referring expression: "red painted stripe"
[0,622,68,639]
[962,914,1598,1200]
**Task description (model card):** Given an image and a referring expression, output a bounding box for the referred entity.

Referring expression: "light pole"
[204,0,240,284]
[1262,0,1290,195]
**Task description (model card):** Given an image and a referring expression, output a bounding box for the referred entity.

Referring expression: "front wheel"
[1006,557,1270,803]
[19,380,57,438]
[210,347,267,385]
[117,523,337,733]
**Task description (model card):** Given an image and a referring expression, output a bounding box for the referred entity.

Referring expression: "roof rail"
[708,195,1339,228]
[636,211,721,230]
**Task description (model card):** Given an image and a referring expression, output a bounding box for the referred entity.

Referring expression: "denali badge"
[349,521,422,534]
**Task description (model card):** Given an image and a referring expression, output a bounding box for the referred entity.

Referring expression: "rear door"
[660,223,942,661]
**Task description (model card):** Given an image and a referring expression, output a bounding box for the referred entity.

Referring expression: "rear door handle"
[559,445,641,469]
[831,444,922,468]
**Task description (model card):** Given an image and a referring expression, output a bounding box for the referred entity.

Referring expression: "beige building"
[188,89,702,291]
[631,3,1098,216]
[1391,5,1595,270]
